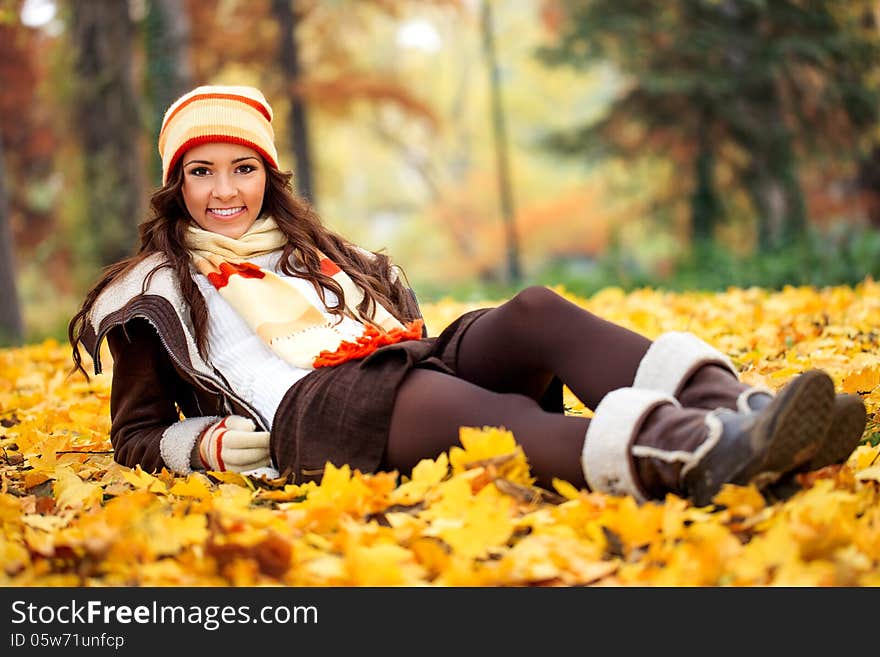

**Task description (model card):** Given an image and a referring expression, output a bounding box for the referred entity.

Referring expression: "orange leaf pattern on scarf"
[313,319,425,368]
[206,261,265,289]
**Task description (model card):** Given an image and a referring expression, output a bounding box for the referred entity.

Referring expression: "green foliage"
[424,223,880,303]
[668,223,880,292]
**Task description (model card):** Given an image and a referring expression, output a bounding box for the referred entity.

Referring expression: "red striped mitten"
[196,415,271,473]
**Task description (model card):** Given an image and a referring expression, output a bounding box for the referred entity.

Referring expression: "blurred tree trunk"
[690,99,720,246]
[481,0,522,286]
[741,116,806,252]
[272,0,315,205]
[71,0,142,267]
[857,145,880,229]
[145,0,194,186]
[0,134,24,346]
[856,5,880,231]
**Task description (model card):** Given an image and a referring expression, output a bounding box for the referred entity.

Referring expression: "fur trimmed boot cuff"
[581,388,679,503]
[633,331,737,396]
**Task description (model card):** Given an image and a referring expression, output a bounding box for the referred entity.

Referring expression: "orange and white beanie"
[158,85,280,184]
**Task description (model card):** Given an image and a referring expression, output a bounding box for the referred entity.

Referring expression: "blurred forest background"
[2,0,880,346]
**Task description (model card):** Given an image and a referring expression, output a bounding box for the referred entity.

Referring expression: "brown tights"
[385,286,652,488]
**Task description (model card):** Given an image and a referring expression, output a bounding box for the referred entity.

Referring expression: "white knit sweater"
[192,251,367,430]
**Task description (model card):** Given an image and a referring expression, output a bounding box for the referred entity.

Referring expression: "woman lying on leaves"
[68,85,866,507]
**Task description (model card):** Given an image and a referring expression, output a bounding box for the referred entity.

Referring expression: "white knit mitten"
[194,415,271,473]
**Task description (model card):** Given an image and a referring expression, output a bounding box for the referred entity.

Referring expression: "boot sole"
[802,394,866,471]
[688,369,835,506]
[744,369,836,486]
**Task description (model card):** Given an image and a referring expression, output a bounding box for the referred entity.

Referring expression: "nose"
[211,173,237,201]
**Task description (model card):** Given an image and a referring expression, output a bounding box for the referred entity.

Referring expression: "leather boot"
[633,331,866,472]
[581,370,836,506]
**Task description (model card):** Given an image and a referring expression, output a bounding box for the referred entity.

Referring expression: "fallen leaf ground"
[2,281,880,586]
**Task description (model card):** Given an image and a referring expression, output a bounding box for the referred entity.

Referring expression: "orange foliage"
[293,76,440,128]
[0,14,59,249]
[514,184,613,258]
[428,176,617,280]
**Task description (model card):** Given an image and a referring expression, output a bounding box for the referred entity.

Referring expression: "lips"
[207,207,246,218]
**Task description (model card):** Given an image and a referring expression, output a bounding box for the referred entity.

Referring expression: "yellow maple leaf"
[121,466,168,493]
[389,452,449,505]
[297,463,388,519]
[17,433,66,471]
[421,477,514,559]
[168,474,213,499]
[841,365,880,394]
[448,426,534,485]
[53,465,103,510]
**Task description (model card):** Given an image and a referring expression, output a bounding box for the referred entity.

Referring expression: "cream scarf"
[185,217,422,369]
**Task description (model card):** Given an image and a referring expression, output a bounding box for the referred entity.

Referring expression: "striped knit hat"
[158,85,279,184]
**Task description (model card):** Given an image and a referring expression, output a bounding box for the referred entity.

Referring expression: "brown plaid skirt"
[269,308,563,484]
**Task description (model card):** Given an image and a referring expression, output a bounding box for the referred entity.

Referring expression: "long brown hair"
[68,162,417,378]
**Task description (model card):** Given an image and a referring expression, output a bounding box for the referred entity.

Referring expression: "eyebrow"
[182,156,260,167]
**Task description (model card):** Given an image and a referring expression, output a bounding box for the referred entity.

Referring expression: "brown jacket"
[81,253,427,475]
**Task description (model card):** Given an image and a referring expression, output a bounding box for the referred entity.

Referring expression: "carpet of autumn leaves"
[3,281,880,587]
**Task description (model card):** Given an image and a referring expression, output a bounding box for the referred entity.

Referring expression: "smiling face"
[181,142,267,239]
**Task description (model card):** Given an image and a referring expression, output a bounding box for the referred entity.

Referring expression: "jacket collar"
[84,253,213,379]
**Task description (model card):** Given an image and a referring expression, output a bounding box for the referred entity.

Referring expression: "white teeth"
[209,207,243,217]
